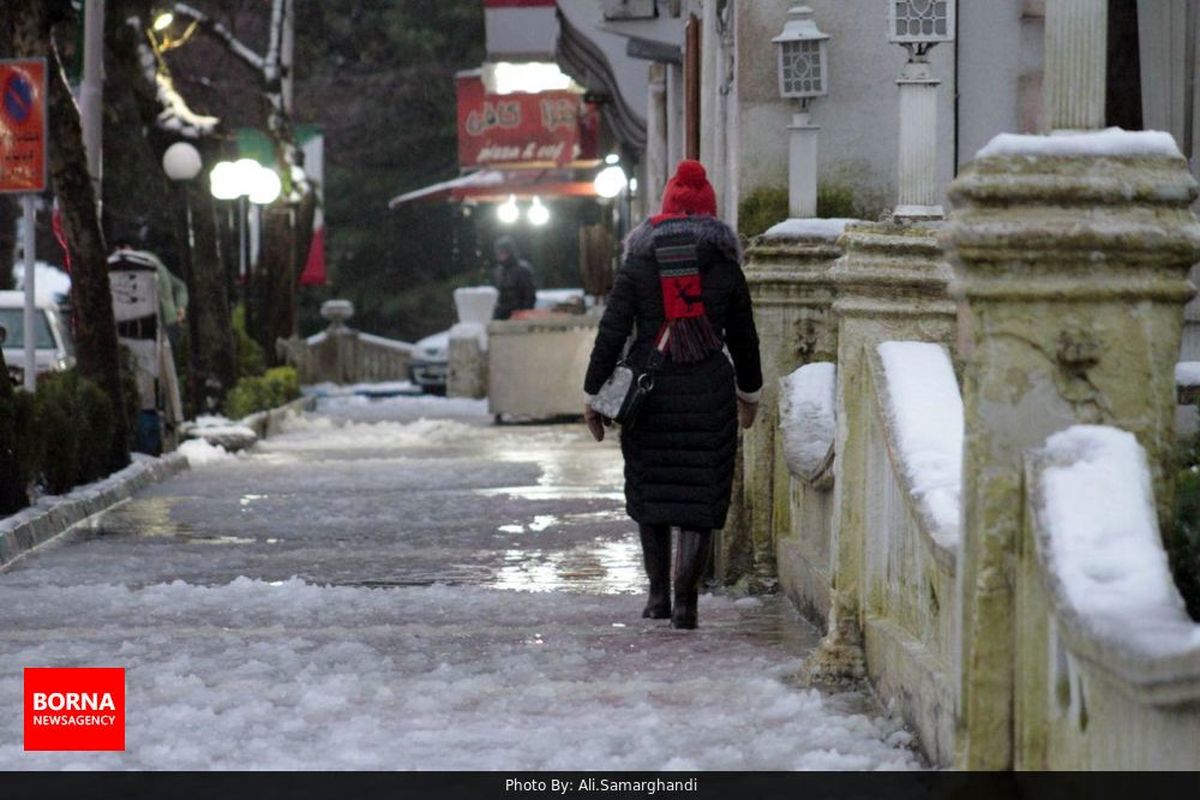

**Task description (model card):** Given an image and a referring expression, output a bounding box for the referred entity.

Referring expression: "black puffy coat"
[584,215,763,530]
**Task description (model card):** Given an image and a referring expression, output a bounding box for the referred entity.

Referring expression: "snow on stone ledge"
[1038,426,1200,655]
[779,362,836,481]
[1176,362,1200,388]
[760,218,858,241]
[877,342,963,549]
[976,128,1182,160]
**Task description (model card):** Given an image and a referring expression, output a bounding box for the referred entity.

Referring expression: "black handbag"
[588,327,670,429]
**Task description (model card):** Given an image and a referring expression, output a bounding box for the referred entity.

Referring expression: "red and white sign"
[24,667,126,751]
[456,75,598,169]
[0,58,48,194]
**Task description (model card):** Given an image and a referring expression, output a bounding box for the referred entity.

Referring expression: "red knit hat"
[660,159,717,217]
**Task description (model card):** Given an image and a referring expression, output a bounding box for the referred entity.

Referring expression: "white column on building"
[1043,0,1107,131]
[895,58,942,219]
[788,110,819,219]
[646,63,670,211]
[666,63,685,171]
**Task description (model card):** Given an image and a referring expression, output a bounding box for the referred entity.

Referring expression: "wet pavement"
[0,395,919,770]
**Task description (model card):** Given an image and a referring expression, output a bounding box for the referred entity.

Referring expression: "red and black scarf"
[650,215,722,363]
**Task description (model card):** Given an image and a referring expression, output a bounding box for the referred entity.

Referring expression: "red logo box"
[24,667,125,751]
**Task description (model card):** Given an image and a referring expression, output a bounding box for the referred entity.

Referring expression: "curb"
[240,394,318,438]
[0,452,190,569]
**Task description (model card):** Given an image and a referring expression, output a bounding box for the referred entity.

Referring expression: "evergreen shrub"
[224,366,301,420]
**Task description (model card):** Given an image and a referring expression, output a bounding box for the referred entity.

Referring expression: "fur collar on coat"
[623,214,743,266]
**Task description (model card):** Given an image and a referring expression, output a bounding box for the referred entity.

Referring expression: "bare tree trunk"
[105,0,236,413]
[9,0,129,470]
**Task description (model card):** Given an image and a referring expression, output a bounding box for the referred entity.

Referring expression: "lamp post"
[773,5,830,220]
[162,141,203,281]
[887,0,955,221]
[209,158,282,321]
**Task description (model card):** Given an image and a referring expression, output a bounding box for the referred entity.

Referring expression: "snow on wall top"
[877,342,963,549]
[1176,362,1200,388]
[779,362,836,481]
[760,218,858,241]
[1038,426,1200,655]
[976,128,1182,160]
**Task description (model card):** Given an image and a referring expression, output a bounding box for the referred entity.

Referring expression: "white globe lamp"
[162,141,202,181]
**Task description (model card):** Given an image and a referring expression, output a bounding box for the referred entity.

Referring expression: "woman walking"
[583,160,763,629]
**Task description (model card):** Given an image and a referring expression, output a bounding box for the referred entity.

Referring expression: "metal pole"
[281,0,295,115]
[239,195,248,317]
[21,195,36,392]
[80,0,105,199]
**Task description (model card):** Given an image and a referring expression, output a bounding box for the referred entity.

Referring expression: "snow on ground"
[0,392,920,771]
[977,127,1182,159]
[177,437,237,467]
[1039,426,1200,656]
[877,342,963,548]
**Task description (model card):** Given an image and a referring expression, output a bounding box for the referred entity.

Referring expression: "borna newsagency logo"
[24,667,126,751]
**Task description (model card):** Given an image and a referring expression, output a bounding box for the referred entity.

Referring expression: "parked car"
[0,291,75,386]
[409,330,450,395]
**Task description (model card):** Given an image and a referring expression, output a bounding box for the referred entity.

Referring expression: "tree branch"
[171,2,266,76]
[129,17,219,138]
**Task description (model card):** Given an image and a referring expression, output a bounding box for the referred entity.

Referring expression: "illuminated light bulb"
[527,196,550,226]
[593,165,628,199]
[497,195,520,224]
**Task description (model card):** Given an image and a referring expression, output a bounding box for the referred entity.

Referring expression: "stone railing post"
[806,220,956,681]
[727,225,844,591]
[945,138,1200,769]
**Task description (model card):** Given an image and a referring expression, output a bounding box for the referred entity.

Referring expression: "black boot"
[672,528,711,629]
[639,524,671,619]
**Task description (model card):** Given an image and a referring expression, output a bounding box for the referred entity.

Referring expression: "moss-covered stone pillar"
[726,223,844,591]
[808,220,956,680]
[945,134,1200,769]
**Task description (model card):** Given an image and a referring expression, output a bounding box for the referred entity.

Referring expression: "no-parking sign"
[0,59,48,194]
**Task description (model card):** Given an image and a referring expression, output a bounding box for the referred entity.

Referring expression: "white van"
[0,291,75,386]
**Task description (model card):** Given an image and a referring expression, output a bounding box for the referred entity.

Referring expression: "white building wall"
[736,1,957,218]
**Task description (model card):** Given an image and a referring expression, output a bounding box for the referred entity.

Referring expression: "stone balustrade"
[277,300,414,386]
[739,127,1200,769]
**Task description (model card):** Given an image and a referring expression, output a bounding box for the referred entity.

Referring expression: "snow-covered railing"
[277,300,413,385]
[1021,426,1200,769]
[858,340,963,764]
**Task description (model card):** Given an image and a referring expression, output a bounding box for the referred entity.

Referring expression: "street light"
[593,165,628,199]
[162,141,202,181]
[887,0,956,221]
[527,196,550,226]
[153,11,175,32]
[888,0,955,48]
[208,158,282,314]
[163,141,203,291]
[497,195,520,225]
[772,5,830,219]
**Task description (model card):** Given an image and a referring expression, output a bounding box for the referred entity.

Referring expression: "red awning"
[388,169,596,208]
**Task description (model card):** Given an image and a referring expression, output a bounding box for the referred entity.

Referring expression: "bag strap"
[644,326,671,373]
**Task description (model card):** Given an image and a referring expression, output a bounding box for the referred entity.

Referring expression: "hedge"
[224,366,301,420]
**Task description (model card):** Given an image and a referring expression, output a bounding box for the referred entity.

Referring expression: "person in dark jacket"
[492,236,537,320]
[583,160,763,629]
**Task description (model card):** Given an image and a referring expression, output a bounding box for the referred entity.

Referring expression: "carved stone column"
[945,135,1200,769]
[725,224,843,591]
[807,220,956,681]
